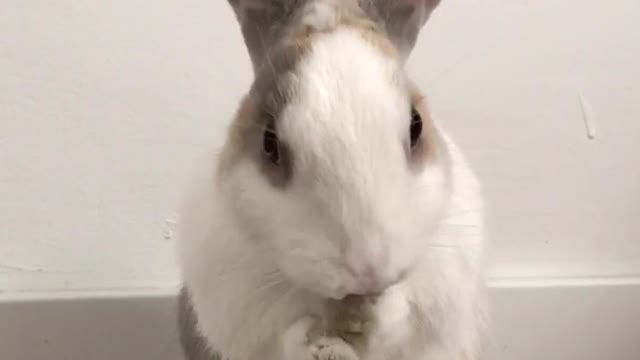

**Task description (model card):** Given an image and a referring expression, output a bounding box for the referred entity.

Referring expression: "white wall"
[1,0,639,296]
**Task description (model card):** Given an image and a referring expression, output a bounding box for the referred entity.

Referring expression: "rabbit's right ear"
[227,0,298,72]
[365,0,442,58]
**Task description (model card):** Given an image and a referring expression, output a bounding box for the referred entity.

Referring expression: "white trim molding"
[1,279,639,360]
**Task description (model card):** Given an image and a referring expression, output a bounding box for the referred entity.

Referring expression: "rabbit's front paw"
[309,336,359,360]
[282,316,359,360]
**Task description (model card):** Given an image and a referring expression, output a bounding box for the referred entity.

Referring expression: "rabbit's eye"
[263,119,280,164]
[410,107,422,149]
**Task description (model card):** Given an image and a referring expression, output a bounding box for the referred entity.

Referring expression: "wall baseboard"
[1,280,639,360]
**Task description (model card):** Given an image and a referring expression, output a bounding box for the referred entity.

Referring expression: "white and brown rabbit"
[177,1,487,360]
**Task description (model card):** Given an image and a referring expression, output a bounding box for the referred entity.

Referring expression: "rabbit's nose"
[342,242,402,296]
[344,265,406,297]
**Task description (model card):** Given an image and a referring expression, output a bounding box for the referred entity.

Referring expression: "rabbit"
[177,1,488,360]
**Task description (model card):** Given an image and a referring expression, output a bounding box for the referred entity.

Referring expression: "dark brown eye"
[263,119,280,164]
[410,107,422,149]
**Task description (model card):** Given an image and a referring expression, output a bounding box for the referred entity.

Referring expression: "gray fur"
[363,0,442,56]
[178,286,222,360]
[228,0,308,73]
[227,0,442,70]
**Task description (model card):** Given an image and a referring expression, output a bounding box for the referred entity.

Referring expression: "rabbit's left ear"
[365,0,442,57]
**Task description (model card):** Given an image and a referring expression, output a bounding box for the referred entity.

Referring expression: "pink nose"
[343,252,400,296]
[347,267,394,296]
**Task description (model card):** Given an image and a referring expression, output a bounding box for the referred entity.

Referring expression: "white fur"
[301,0,340,32]
[179,28,486,360]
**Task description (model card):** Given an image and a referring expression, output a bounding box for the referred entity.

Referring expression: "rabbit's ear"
[227,0,299,71]
[365,0,442,57]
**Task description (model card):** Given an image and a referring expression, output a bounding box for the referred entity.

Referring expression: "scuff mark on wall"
[578,91,597,140]
[163,215,179,240]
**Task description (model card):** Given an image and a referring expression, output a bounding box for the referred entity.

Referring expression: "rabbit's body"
[178,2,487,360]
[179,140,486,360]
